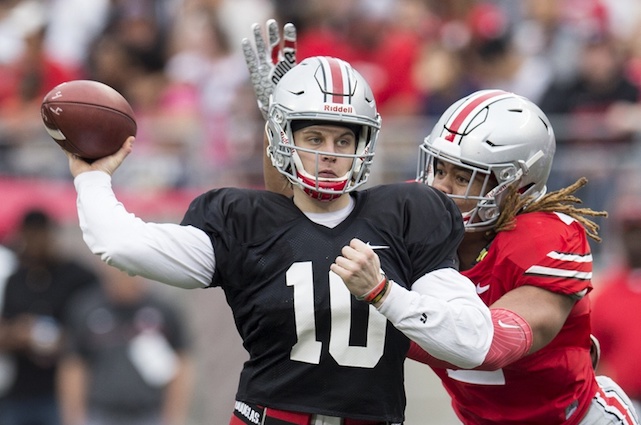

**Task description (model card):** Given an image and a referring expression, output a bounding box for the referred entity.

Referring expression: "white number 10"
[287,262,387,368]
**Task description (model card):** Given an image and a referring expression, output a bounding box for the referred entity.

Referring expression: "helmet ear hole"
[519,182,535,195]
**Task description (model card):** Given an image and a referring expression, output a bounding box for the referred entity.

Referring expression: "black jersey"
[181,182,463,422]
[2,260,98,398]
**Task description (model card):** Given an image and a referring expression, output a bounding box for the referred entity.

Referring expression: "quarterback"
[65,54,492,424]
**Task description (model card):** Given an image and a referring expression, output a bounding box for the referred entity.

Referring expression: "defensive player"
[64,56,493,424]
[409,89,639,424]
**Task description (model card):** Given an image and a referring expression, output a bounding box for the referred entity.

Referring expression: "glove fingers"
[283,23,297,48]
[266,18,281,64]
[252,22,268,66]
[242,37,269,120]
[242,20,298,121]
[282,22,297,66]
[241,38,260,81]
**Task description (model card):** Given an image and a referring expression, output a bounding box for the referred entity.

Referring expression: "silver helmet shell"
[417,89,556,231]
[266,56,382,201]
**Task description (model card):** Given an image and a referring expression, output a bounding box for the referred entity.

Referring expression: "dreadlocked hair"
[492,177,608,242]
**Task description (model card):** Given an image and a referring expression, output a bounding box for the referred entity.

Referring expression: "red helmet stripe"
[444,90,510,143]
[326,57,345,104]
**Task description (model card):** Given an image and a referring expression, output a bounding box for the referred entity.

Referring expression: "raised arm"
[241,19,297,120]
[243,20,296,196]
[66,139,215,289]
[262,130,293,196]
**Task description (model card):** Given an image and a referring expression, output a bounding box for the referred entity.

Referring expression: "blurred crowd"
[3,1,641,423]
[2,0,640,257]
[0,208,194,425]
[1,0,641,190]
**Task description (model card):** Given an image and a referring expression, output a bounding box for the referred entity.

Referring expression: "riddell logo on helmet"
[324,104,354,113]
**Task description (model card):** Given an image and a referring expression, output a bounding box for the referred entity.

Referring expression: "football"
[40,80,137,160]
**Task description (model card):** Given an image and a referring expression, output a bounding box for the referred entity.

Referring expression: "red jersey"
[433,211,598,424]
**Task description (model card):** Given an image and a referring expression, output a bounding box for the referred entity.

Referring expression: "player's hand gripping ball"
[41,80,137,161]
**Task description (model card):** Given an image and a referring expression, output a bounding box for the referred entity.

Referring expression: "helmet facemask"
[418,138,549,232]
[267,114,376,201]
[418,140,501,232]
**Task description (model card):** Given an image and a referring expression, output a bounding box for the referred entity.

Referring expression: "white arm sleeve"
[74,171,215,289]
[377,268,493,368]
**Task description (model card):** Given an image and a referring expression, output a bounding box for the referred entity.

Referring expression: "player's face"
[293,124,357,179]
[431,160,487,214]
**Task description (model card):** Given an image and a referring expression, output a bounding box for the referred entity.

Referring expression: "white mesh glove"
[241,19,297,120]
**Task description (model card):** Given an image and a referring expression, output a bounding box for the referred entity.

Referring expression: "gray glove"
[241,19,297,120]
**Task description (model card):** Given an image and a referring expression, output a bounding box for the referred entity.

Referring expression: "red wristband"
[356,271,389,304]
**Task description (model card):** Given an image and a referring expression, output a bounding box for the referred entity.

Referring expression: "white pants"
[579,376,640,424]
[312,416,342,425]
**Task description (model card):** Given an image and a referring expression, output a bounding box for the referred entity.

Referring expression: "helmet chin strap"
[296,170,349,201]
[292,150,351,201]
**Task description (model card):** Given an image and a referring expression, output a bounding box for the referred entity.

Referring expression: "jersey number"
[287,262,387,368]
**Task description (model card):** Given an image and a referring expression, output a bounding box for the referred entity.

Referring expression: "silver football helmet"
[266,56,381,201]
[417,89,556,231]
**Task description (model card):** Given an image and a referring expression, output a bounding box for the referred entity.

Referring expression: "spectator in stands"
[592,172,641,417]
[539,30,639,146]
[0,208,99,425]
[289,0,422,115]
[539,29,639,244]
[413,43,480,119]
[0,2,80,110]
[164,4,260,188]
[0,242,17,399]
[0,2,80,175]
[58,264,192,425]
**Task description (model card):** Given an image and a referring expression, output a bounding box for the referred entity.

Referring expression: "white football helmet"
[266,56,381,201]
[417,89,556,231]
